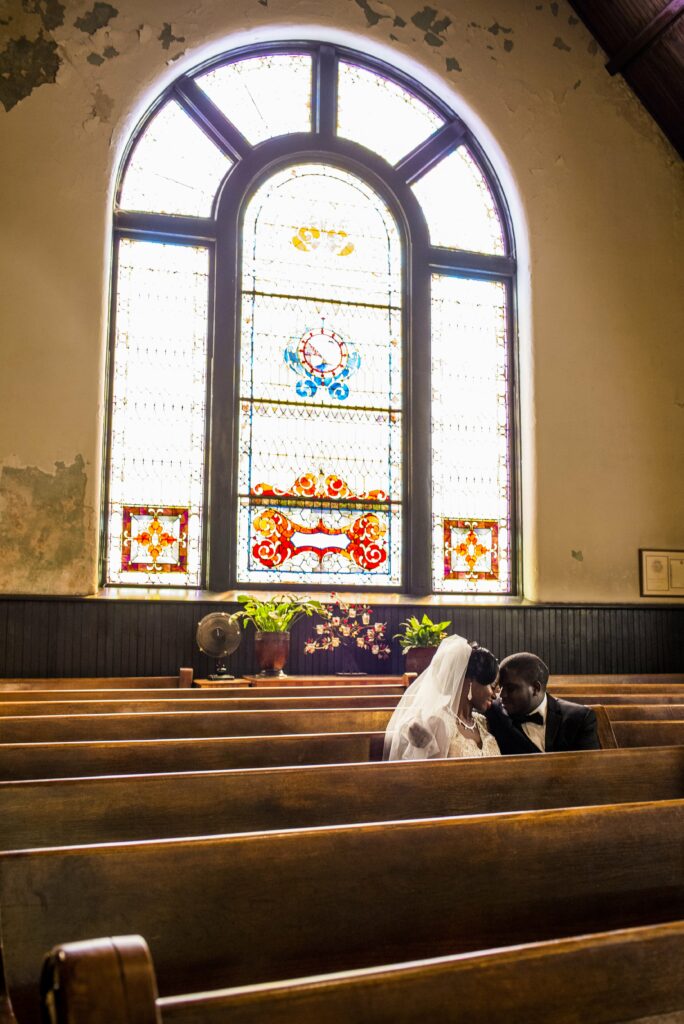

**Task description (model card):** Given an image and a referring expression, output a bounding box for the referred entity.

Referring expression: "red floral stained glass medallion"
[443,518,499,582]
[250,473,389,572]
[121,506,189,573]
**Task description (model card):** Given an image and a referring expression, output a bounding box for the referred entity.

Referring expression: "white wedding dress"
[447,710,501,758]
[384,634,501,761]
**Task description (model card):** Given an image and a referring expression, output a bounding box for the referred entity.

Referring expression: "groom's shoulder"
[548,693,595,720]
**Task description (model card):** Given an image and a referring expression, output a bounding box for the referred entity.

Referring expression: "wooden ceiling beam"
[606,0,684,74]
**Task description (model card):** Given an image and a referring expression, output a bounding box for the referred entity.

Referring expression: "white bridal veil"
[383,634,473,760]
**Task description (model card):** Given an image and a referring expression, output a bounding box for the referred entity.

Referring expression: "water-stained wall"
[0,0,682,600]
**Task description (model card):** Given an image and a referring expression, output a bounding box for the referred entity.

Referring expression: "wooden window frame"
[104,40,519,596]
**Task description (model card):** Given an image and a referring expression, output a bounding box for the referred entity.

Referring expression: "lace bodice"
[447,711,501,758]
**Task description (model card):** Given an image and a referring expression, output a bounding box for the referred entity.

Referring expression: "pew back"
[1,747,682,851]
[2,800,682,1023]
[0,671,193,691]
[0,733,386,781]
[45,923,684,1024]
[612,722,684,747]
[0,685,406,703]
[0,695,403,717]
[0,708,396,743]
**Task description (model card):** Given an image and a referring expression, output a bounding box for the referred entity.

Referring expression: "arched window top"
[115,45,511,262]
[107,43,517,595]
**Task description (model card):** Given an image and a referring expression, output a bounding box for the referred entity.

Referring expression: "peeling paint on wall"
[0,31,60,111]
[158,22,185,50]
[445,55,461,72]
[23,0,65,32]
[410,6,450,47]
[553,36,571,52]
[73,2,118,35]
[0,456,87,582]
[354,0,390,29]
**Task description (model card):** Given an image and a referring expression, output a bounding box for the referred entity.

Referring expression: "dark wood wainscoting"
[0,599,681,678]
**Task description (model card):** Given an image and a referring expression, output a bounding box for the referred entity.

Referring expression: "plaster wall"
[0,0,682,601]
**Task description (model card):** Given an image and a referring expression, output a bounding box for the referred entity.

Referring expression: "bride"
[383,634,500,760]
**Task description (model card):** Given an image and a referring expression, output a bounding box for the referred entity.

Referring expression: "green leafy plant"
[394,613,451,652]
[236,594,326,633]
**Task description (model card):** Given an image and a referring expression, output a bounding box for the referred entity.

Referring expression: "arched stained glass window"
[106,43,518,595]
[237,164,402,586]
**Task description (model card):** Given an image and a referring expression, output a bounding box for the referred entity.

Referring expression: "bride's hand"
[407,720,432,748]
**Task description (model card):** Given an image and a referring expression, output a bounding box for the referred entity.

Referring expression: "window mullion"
[314,44,337,138]
[174,78,251,162]
[406,245,433,596]
[395,120,466,186]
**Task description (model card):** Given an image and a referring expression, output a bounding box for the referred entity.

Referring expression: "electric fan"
[196,612,241,681]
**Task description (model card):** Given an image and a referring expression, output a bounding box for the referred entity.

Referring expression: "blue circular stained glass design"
[285,324,361,400]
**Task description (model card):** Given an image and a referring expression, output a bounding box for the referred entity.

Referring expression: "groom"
[486,652,600,754]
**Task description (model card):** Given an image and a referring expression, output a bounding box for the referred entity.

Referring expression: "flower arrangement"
[304,598,391,659]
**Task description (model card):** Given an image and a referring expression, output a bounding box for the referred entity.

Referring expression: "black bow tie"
[512,712,544,726]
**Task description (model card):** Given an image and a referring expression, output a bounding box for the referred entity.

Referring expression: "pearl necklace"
[455,712,477,732]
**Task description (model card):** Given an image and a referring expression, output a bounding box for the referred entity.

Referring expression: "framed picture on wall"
[639,549,684,597]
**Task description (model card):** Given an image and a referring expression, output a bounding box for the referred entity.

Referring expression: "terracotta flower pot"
[254,631,290,677]
[405,646,438,676]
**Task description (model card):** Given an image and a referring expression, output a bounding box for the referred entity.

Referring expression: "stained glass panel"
[106,239,209,586]
[412,147,505,254]
[237,163,402,586]
[118,100,232,217]
[431,275,511,593]
[196,54,312,145]
[337,61,444,165]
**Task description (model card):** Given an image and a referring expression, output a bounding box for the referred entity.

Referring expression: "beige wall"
[0,0,682,601]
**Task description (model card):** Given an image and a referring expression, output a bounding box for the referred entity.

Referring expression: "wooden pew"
[0,684,406,703]
[612,722,684,747]
[1,747,682,851]
[551,674,684,687]
[0,733,387,781]
[0,670,194,691]
[1,703,680,744]
[0,694,403,717]
[604,704,684,720]
[0,708,396,743]
[2,800,682,1023]
[557,693,684,704]
[40,922,684,1024]
[198,674,408,689]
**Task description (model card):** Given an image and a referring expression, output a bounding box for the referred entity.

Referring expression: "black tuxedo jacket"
[485,694,600,755]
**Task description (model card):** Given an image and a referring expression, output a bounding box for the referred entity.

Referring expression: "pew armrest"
[41,936,160,1024]
[178,668,193,689]
[594,706,618,749]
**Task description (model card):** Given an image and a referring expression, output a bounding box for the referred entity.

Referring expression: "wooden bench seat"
[2,800,682,1023]
[1,746,682,851]
[0,671,193,691]
[198,674,408,689]
[0,733,387,781]
[0,694,403,717]
[0,684,406,703]
[41,922,684,1024]
[612,721,684,747]
[0,708,396,743]
[550,674,684,687]
[603,704,684,720]
[0,703,679,744]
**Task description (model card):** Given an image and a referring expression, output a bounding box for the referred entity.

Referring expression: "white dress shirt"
[521,694,548,751]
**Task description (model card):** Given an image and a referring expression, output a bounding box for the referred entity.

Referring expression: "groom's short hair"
[499,652,549,690]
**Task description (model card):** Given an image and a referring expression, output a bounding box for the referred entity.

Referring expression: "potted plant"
[236,594,326,676]
[394,613,452,674]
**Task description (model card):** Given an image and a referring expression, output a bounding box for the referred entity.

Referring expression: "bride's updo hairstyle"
[466,643,499,685]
